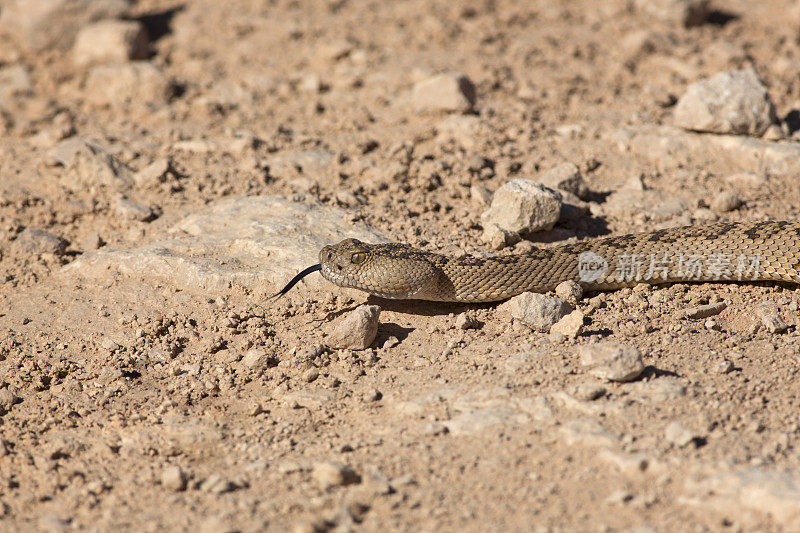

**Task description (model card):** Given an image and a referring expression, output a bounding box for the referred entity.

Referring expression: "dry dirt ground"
[3,0,800,531]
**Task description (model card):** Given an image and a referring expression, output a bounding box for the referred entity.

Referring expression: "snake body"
[315,220,800,302]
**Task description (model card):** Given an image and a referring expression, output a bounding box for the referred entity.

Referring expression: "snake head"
[319,238,373,286]
[319,238,443,299]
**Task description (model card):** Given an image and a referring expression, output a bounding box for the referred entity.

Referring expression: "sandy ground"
[3,0,800,531]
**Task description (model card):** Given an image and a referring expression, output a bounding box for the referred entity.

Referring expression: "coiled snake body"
[278,220,800,302]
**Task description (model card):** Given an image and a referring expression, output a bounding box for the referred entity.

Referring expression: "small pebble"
[710,191,741,214]
[572,383,607,401]
[555,280,583,304]
[162,465,187,492]
[383,336,399,349]
[423,422,449,436]
[455,312,479,330]
[664,421,697,447]
[312,461,361,490]
[412,72,476,113]
[362,389,382,402]
[303,367,319,383]
[0,388,19,413]
[714,359,734,374]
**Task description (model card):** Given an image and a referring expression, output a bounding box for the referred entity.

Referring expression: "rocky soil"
[3,0,800,530]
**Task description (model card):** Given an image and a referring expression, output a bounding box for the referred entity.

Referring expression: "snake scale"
[277,220,800,302]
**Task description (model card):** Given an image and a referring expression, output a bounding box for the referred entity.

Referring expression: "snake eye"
[350,252,367,265]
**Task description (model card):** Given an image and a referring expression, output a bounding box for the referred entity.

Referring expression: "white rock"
[46,138,133,192]
[162,466,187,491]
[634,0,710,27]
[674,69,777,136]
[550,309,584,339]
[481,179,562,234]
[326,305,381,350]
[312,461,360,489]
[455,313,479,330]
[664,421,697,447]
[84,62,171,107]
[242,348,272,370]
[579,343,645,382]
[412,72,476,113]
[0,0,130,52]
[72,20,150,67]
[62,196,389,292]
[538,162,589,199]
[709,191,741,213]
[555,280,583,304]
[499,292,572,333]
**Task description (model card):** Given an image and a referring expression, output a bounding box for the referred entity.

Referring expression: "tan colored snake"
[276,220,800,302]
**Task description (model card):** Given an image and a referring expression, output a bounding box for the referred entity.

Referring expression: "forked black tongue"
[271,264,322,299]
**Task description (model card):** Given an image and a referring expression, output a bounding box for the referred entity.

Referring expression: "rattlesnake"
[276,220,800,302]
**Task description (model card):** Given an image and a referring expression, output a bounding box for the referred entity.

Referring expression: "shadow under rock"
[134,5,184,43]
[705,9,739,26]
[365,295,496,316]
[640,365,680,380]
[374,322,414,346]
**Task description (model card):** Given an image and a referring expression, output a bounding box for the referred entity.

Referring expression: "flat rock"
[603,188,688,222]
[683,466,800,529]
[673,69,777,136]
[62,195,389,292]
[481,179,562,234]
[499,292,573,333]
[579,343,645,382]
[412,72,476,113]
[559,418,618,448]
[612,125,800,177]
